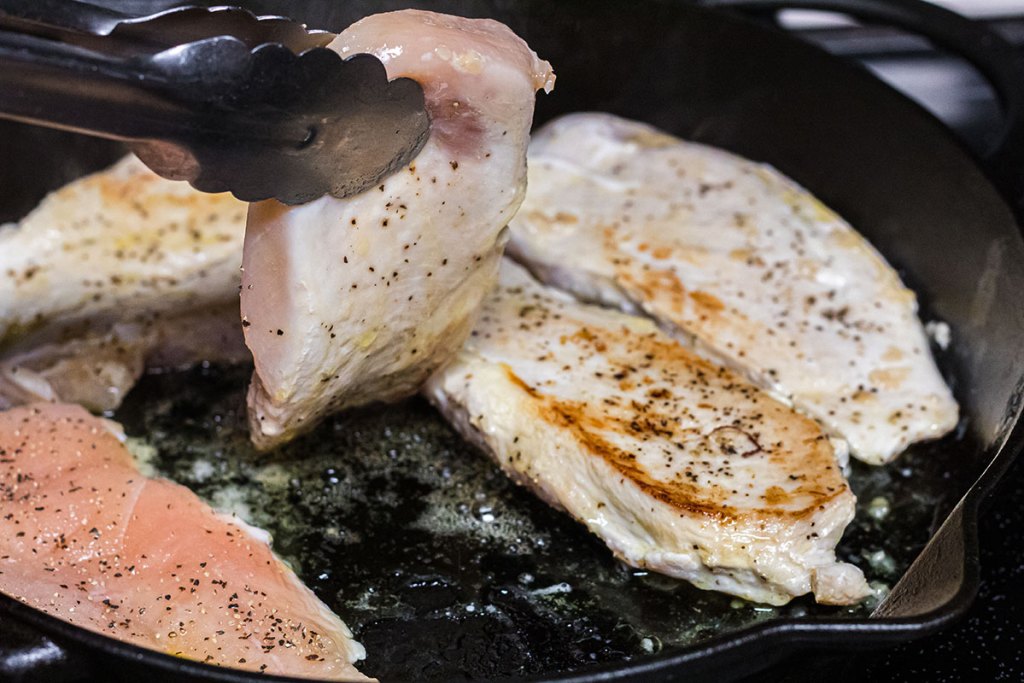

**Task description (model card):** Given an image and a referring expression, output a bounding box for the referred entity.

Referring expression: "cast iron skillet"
[2,0,1024,681]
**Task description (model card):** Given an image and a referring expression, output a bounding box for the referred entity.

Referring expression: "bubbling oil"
[113,363,980,680]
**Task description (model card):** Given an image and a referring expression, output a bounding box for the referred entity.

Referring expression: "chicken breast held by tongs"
[241,10,554,450]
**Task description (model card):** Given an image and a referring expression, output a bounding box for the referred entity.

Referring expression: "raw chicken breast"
[426,261,869,606]
[0,404,369,680]
[0,156,249,410]
[509,113,958,465]
[241,10,554,449]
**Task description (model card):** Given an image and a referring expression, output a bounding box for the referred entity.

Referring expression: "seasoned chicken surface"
[509,113,958,465]
[241,10,554,450]
[0,404,370,680]
[0,155,246,344]
[0,156,249,410]
[426,261,869,605]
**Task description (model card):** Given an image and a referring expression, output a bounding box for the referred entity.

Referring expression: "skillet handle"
[698,0,1024,212]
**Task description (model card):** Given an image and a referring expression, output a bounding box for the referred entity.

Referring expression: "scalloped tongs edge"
[0,0,430,205]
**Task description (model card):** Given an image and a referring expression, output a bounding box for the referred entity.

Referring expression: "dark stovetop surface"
[2,8,1024,683]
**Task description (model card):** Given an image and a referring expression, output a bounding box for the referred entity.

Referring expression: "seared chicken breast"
[241,10,554,450]
[0,156,249,410]
[426,261,869,605]
[509,113,958,465]
[0,404,369,680]
[0,155,246,343]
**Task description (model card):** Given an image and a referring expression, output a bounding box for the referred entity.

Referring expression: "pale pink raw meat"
[0,403,369,680]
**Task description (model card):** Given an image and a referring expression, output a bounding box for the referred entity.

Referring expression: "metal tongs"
[0,0,430,204]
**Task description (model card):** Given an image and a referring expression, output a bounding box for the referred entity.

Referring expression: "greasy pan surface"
[2,1,1024,681]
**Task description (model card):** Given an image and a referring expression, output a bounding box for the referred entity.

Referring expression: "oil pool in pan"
[115,347,978,681]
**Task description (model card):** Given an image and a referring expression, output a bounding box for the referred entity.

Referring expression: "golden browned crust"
[500,318,848,522]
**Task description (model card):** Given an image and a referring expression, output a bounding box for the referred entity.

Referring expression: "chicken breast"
[508,113,958,465]
[0,304,247,412]
[425,261,869,606]
[0,403,369,680]
[241,10,554,450]
[0,155,246,344]
[0,156,249,410]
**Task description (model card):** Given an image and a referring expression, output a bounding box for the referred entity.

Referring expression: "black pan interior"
[1,1,1024,682]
